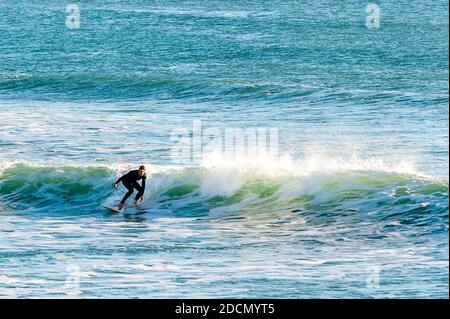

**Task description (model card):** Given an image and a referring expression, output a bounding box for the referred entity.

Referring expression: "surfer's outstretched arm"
[115,176,123,184]
[114,172,129,189]
[114,176,122,189]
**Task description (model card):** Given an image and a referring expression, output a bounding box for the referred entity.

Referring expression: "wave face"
[0,164,113,214]
[1,163,447,224]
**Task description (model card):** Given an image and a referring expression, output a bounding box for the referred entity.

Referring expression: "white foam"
[50,225,83,232]
[0,275,18,285]
[135,264,180,271]
[201,151,421,177]
[200,169,244,197]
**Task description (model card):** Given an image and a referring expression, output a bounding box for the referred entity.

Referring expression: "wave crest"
[0,160,447,226]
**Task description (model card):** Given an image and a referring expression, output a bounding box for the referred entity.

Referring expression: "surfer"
[114,165,147,210]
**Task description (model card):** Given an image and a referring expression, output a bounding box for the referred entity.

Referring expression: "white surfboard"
[102,202,143,214]
[102,205,123,213]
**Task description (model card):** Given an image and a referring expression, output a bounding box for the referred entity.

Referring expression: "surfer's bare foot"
[118,203,125,210]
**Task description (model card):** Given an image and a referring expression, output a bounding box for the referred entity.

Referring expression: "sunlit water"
[0,0,448,298]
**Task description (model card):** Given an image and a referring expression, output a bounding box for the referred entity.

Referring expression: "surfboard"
[102,205,123,213]
[103,203,143,214]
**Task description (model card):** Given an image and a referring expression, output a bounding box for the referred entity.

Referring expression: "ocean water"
[0,0,448,298]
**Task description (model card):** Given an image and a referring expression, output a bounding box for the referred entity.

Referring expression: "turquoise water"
[0,0,448,298]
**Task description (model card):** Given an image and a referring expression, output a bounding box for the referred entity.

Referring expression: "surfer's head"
[138,165,146,176]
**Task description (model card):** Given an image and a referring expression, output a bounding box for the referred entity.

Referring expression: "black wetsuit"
[115,170,146,204]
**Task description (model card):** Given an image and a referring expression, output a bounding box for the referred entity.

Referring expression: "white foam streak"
[201,151,420,178]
